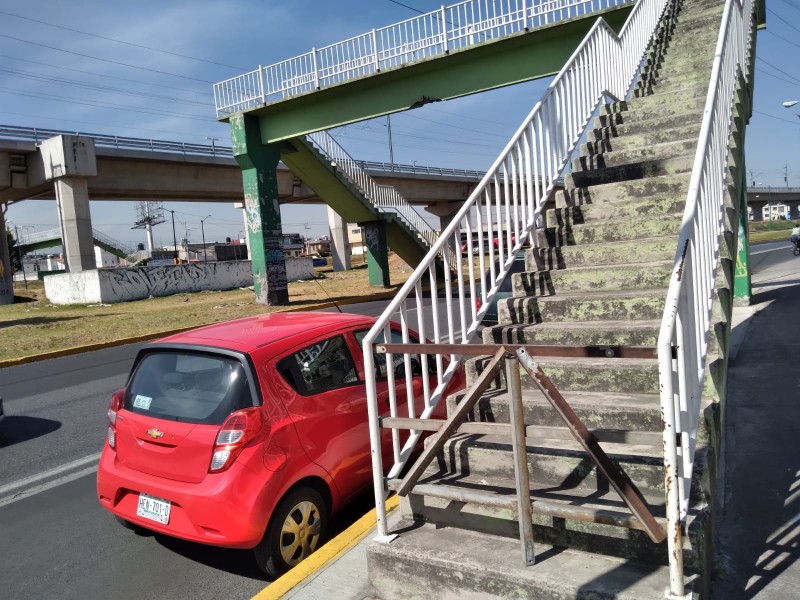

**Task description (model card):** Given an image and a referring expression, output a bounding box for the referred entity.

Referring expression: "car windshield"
[125,350,254,424]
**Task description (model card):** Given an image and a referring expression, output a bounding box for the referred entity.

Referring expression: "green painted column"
[733,160,752,305]
[230,114,288,305]
[362,221,390,288]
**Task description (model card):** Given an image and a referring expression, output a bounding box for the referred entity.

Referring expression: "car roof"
[154,311,376,353]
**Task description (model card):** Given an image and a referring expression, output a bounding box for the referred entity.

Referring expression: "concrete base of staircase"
[367,522,698,600]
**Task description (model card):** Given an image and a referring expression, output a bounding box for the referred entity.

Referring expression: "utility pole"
[200,215,211,262]
[164,209,179,263]
[12,224,28,289]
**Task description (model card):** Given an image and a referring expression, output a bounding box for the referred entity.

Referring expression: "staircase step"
[585,126,700,155]
[599,89,707,117]
[568,153,696,187]
[367,522,697,600]
[538,214,683,246]
[546,193,685,225]
[591,110,704,140]
[482,319,661,347]
[528,236,678,270]
[514,260,674,297]
[466,355,660,394]
[573,139,698,174]
[497,289,668,324]
[558,173,690,206]
[450,387,663,432]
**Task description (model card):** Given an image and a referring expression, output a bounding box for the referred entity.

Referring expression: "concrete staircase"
[367,0,732,598]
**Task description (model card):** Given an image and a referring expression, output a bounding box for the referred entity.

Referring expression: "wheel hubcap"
[280,500,321,565]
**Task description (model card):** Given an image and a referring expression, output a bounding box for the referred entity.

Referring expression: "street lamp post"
[205,136,220,156]
[200,214,211,262]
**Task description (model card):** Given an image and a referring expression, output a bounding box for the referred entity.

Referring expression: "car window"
[355,329,429,380]
[277,335,359,396]
[125,350,254,425]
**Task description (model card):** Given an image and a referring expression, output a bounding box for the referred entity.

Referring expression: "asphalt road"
[0,242,795,599]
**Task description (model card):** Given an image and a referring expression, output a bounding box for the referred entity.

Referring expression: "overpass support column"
[0,206,13,305]
[327,206,352,272]
[55,177,96,272]
[426,201,463,253]
[230,114,288,305]
[41,135,97,273]
[361,220,390,288]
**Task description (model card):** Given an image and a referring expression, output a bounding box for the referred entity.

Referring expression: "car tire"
[254,487,328,579]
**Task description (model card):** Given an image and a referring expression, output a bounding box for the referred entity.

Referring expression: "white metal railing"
[362,0,670,548]
[213,0,635,116]
[305,131,458,264]
[17,227,139,263]
[657,0,754,596]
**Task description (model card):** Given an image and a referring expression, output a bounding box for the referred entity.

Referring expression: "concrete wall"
[44,257,315,305]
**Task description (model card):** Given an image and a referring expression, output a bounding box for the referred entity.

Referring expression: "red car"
[96,312,464,578]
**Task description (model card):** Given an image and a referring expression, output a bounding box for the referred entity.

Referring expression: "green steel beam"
[231,7,632,143]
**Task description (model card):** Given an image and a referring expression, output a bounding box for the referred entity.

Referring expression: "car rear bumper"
[96,447,271,549]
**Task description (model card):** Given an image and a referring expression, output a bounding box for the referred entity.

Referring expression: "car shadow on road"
[141,490,376,581]
[0,315,83,329]
[0,415,61,448]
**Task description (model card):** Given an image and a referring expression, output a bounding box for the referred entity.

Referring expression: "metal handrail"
[17,226,140,264]
[305,131,458,265]
[656,0,754,595]
[213,0,635,116]
[361,0,670,549]
[0,123,491,181]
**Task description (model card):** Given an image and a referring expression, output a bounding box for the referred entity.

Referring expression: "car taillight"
[210,408,263,472]
[107,389,124,449]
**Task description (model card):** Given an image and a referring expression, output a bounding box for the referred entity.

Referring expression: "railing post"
[311,48,320,89]
[440,6,448,53]
[258,65,266,105]
[372,29,380,71]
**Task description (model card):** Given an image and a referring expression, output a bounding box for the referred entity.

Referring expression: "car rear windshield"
[125,350,254,425]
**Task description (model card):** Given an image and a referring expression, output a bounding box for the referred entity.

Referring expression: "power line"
[767,8,800,33]
[0,53,208,95]
[753,110,800,126]
[384,0,426,14]
[0,67,214,107]
[0,33,214,83]
[755,67,800,89]
[755,56,800,84]
[765,29,800,51]
[0,88,213,122]
[0,10,247,71]
[0,110,222,139]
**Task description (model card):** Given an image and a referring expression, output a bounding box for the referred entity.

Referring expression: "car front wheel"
[254,487,328,579]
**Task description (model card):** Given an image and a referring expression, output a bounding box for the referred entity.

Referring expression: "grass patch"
[0,259,417,362]
[749,229,794,244]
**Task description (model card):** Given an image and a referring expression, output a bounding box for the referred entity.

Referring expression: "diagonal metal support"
[515,347,667,544]
[395,347,507,497]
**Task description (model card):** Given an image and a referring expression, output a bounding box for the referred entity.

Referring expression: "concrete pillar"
[0,207,13,305]
[55,177,96,272]
[230,114,288,305]
[426,201,463,253]
[327,205,351,271]
[40,135,98,273]
[362,220,390,288]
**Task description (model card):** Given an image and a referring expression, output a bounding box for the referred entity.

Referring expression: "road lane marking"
[750,244,791,256]
[0,452,101,507]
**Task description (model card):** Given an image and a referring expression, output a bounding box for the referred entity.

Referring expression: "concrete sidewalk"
[266,280,799,600]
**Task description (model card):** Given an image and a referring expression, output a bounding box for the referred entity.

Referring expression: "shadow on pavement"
[0,415,62,447]
[713,282,800,598]
[145,489,375,582]
[0,315,83,329]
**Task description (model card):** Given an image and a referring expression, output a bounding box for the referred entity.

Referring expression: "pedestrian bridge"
[214,0,635,141]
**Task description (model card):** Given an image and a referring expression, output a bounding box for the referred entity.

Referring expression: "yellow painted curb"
[253,495,400,600]
[0,289,400,369]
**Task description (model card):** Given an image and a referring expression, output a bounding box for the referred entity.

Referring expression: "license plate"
[136,493,171,525]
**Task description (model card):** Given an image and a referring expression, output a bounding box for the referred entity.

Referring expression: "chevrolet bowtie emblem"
[145,428,165,439]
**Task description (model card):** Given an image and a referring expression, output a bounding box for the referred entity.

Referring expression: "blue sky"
[2,0,799,248]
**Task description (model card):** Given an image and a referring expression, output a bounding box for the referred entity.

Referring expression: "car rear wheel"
[254,487,328,579]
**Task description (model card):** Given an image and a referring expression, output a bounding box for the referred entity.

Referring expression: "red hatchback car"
[96,312,464,577]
